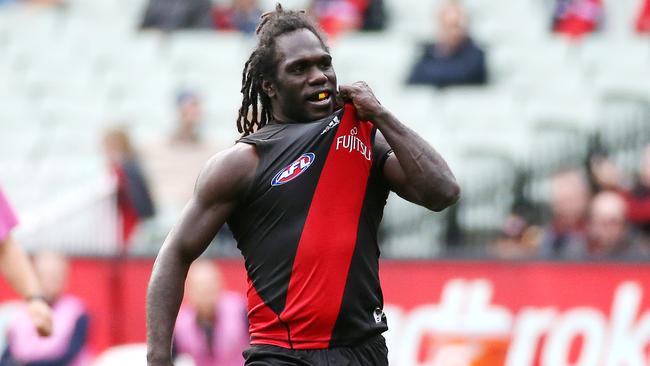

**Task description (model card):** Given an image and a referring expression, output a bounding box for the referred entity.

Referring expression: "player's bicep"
[376,131,421,204]
[166,195,235,261]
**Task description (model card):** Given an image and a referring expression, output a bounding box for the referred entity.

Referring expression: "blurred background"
[0,0,649,364]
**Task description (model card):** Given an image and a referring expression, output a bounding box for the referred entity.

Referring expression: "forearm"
[0,237,42,299]
[373,109,459,210]
[146,243,192,365]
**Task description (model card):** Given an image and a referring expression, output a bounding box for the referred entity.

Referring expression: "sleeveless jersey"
[228,104,391,349]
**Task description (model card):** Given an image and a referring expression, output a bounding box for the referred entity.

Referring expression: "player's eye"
[290,64,306,74]
[319,59,332,70]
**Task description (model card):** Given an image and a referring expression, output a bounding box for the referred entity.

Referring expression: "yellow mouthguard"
[318,92,328,100]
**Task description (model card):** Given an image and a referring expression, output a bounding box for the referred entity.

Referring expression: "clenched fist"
[338,82,387,122]
[27,297,53,337]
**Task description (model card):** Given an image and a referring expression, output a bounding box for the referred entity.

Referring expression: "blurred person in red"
[637,0,650,33]
[551,0,603,40]
[406,1,486,88]
[141,0,214,31]
[309,0,362,36]
[213,0,263,33]
[1,251,90,366]
[102,128,156,249]
[586,191,646,258]
[539,170,591,259]
[0,186,52,338]
[173,260,248,366]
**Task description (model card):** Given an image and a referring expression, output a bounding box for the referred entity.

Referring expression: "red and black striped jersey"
[228,104,391,349]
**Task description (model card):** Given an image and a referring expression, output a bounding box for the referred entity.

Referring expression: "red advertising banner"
[380,262,650,366]
[0,259,649,365]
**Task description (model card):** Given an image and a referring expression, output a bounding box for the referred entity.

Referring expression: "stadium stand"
[0,0,648,257]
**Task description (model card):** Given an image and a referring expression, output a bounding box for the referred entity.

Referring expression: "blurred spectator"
[102,128,156,248]
[636,0,650,34]
[0,186,52,338]
[309,0,362,36]
[493,213,541,259]
[588,152,627,193]
[406,1,487,88]
[621,146,650,245]
[551,0,603,40]
[0,0,63,6]
[586,191,644,258]
[142,90,220,216]
[25,0,64,6]
[213,0,263,34]
[2,251,90,366]
[360,0,387,31]
[141,0,214,32]
[173,260,248,366]
[539,170,591,259]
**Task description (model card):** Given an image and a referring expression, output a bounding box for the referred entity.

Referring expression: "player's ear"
[262,79,276,98]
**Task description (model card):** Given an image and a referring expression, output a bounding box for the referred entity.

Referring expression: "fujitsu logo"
[335,127,371,161]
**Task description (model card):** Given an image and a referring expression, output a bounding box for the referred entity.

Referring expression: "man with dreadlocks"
[147,4,459,366]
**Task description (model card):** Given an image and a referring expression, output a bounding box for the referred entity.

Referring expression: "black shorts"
[243,335,389,366]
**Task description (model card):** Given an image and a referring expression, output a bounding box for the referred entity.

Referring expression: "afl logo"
[271,153,316,186]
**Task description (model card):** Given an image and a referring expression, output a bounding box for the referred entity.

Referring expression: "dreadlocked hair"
[237,3,328,136]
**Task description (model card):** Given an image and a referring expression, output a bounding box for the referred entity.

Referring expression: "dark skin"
[146,28,459,366]
[261,29,337,123]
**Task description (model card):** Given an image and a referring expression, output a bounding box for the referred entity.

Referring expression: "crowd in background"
[494,144,650,260]
[139,0,388,34]
[4,0,649,36]
[1,0,650,261]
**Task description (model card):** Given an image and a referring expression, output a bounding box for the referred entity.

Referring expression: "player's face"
[267,29,337,123]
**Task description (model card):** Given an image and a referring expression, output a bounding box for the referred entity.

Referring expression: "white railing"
[13,176,120,256]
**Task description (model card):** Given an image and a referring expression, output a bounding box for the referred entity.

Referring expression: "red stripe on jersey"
[280,104,374,348]
[247,277,292,348]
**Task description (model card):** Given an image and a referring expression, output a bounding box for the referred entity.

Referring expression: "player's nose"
[307,66,327,85]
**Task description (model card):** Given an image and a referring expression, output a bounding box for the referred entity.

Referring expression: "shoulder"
[417,42,435,56]
[202,143,258,179]
[194,143,259,205]
[238,124,285,143]
[465,38,485,53]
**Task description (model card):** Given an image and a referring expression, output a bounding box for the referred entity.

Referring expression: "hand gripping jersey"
[228,104,392,349]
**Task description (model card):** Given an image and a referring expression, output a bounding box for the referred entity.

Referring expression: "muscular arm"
[146,144,257,366]
[340,82,460,211]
